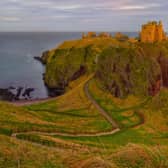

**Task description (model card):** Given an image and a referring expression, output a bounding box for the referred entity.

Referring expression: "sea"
[0,32,138,100]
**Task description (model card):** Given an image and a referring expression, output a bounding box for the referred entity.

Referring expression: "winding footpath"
[11,79,120,139]
[12,76,120,138]
[84,79,119,129]
[11,76,121,139]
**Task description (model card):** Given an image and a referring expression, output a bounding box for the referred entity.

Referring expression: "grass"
[0,63,168,167]
[0,75,111,135]
[0,81,167,168]
[16,134,58,147]
[0,135,66,168]
[49,78,168,156]
[25,75,112,133]
[0,134,88,168]
[88,78,148,128]
[44,37,132,88]
[58,37,131,50]
[0,127,13,136]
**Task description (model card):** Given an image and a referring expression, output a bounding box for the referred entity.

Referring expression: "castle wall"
[140,21,166,43]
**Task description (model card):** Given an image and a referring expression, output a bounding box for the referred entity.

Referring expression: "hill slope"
[0,36,168,167]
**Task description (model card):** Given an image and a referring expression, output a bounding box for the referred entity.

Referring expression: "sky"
[0,0,168,32]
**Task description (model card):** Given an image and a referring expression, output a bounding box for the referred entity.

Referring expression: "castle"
[82,32,111,39]
[140,21,166,43]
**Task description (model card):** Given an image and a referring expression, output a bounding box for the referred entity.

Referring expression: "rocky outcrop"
[70,65,87,81]
[41,50,50,64]
[42,37,168,98]
[0,87,35,101]
[34,50,50,64]
[44,44,98,92]
[148,77,162,96]
[96,46,161,98]
[0,88,15,101]
[157,55,168,87]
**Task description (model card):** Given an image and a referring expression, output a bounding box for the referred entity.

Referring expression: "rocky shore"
[34,50,50,64]
[0,87,35,101]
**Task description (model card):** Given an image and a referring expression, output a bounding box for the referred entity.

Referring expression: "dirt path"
[84,79,119,129]
[12,128,120,138]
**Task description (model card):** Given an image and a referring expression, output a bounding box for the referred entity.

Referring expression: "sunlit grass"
[0,75,111,134]
[87,78,147,128]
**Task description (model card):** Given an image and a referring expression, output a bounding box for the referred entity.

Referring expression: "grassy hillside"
[0,36,168,167]
[53,79,168,168]
[0,76,112,135]
[44,36,168,99]
[0,75,167,167]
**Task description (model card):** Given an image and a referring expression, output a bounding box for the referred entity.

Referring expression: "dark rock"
[0,88,15,101]
[22,88,35,99]
[149,79,162,96]
[15,87,23,100]
[157,55,168,87]
[41,50,50,64]
[8,86,15,90]
[34,50,50,64]
[47,88,65,97]
[34,56,43,63]
[71,65,87,81]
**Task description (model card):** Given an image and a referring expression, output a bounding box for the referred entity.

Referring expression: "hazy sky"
[0,0,168,32]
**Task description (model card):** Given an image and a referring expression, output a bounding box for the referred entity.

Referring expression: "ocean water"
[0,32,138,99]
[0,32,82,99]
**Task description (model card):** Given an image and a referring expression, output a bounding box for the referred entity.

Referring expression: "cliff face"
[43,38,129,93]
[96,47,161,98]
[41,50,50,64]
[140,43,168,94]
[158,55,168,87]
[43,37,168,98]
[44,46,97,90]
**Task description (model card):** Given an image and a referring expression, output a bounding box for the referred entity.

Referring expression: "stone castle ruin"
[140,21,166,43]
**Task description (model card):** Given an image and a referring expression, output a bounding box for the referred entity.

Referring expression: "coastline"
[9,96,56,106]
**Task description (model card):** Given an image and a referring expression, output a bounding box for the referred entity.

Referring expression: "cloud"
[0,0,168,31]
[51,4,82,10]
[115,3,160,10]
[0,16,21,22]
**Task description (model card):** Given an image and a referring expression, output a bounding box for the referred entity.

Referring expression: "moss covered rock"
[96,46,161,98]
[44,37,128,90]
[43,37,168,98]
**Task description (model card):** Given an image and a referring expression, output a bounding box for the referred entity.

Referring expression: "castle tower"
[155,21,164,42]
[140,21,166,43]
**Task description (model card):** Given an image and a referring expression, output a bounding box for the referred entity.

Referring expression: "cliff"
[43,35,168,98]
[96,46,161,97]
[43,37,130,93]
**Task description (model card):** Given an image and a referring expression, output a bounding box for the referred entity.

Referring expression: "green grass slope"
[0,76,111,135]
[0,37,168,167]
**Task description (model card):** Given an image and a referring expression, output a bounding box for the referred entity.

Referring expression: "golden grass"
[0,134,95,168]
[88,78,143,127]
[52,37,130,51]
[0,75,111,134]
[0,102,50,125]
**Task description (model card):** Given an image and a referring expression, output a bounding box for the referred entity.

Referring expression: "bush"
[0,127,12,136]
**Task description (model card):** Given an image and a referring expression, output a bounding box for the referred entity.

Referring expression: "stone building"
[82,32,97,38]
[140,21,166,43]
[99,32,111,38]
